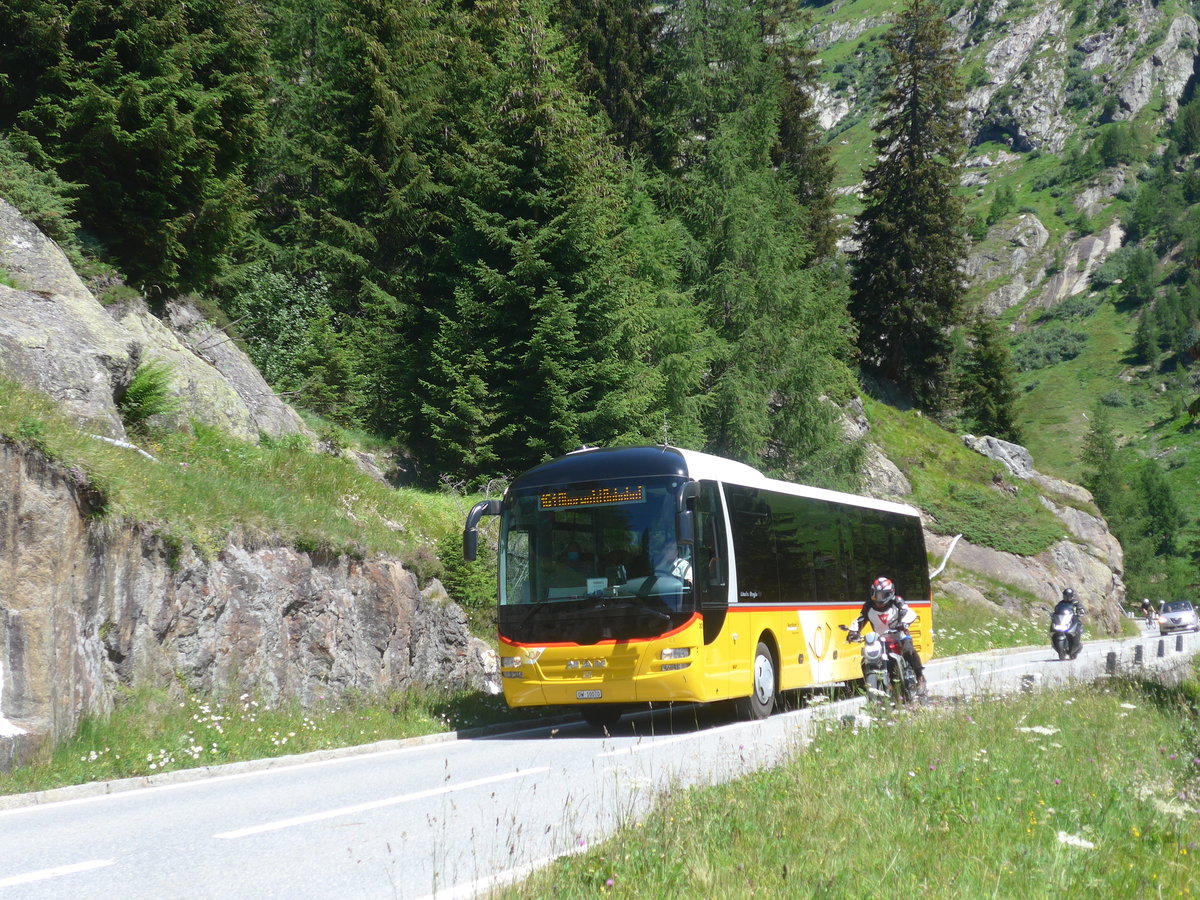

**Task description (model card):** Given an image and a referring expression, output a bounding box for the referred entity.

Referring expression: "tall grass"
[510,670,1200,898]
[116,358,181,434]
[933,601,1053,655]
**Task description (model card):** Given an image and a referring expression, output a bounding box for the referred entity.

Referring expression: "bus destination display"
[540,484,644,510]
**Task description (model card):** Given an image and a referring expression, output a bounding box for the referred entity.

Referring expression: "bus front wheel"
[580,706,623,730]
[736,641,776,720]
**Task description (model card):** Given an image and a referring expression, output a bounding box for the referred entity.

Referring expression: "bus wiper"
[592,598,671,621]
[518,594,586,627]
[519,599,551,628]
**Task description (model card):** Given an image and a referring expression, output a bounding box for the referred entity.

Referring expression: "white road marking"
[213,768,549,839]
[0,859,113,888]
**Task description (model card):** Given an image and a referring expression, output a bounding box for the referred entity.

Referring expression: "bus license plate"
[576,690,602,700]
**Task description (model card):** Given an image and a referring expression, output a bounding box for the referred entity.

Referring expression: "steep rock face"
[109,299,309,439]
[0,442,496,772]
[962,1,1073,152]
[860,428,1125,631]
[1023,223,1126,315]
[926,529,1125,630]
[814,0,1198,156]
[954,0,1196,152]
[0,199,307,443]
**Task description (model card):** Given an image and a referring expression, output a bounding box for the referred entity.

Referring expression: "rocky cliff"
[815,0,1199,317]
[0,440,495,771]
[0,198,309,443]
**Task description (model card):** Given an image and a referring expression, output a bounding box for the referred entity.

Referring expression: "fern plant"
[117,359,180,434]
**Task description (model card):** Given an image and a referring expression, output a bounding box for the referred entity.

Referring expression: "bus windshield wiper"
[592,598,671,621]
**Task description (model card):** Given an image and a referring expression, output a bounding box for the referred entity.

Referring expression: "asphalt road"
[2,625,1197,899]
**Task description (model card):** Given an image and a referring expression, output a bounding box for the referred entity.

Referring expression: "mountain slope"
[807,0,1200,566]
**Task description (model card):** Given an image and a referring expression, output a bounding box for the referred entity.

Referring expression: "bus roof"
[510,445,921,520]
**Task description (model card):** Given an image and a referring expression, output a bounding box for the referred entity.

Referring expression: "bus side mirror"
[675,481,700,545]
[463,499,501,561]
[676,509,694,545]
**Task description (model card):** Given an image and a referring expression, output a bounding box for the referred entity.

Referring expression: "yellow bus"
[463,444,932,728]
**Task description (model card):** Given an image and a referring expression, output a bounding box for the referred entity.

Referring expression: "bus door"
[692,481,741,698]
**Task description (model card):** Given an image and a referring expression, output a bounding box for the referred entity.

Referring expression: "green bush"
[919,481,1064,555]
[437,532,497,635]
[1010,324,1088,371]
[1035,294,1097,322]
[221,264,362,422]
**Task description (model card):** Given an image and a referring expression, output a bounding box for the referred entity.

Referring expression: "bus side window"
[726,486,778,604]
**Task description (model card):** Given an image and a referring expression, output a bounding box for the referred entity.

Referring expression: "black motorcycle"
[1050,601,1083,660]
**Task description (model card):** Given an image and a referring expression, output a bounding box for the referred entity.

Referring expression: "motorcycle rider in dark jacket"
[1056,587,1086,619]
[847,576,927,693]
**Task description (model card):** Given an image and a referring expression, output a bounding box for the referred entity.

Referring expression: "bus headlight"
[500,656,522,668]
[501,670,524,679]
[660,662,691,672]
[660,647,691,660]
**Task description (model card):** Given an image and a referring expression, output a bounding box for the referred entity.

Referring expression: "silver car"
[1158,600,1200,636]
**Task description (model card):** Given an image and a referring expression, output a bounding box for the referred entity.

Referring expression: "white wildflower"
[1057,831,1094,850]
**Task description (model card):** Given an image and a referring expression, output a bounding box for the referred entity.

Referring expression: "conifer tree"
[1133,308,1159,364]
[1,0,267,293]
[759,3,839,258]
[959,316,1022,443]
[556,0,673,167]
[1138,459,1185,556]
[248,0,452,426]
[664,0,858,481]
[398,0,659,480]
[254,0,445,306]
[1080,402,1122,513]
[848,0,968,412]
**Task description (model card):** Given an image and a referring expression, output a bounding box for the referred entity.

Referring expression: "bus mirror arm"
[928,533,963,580]
[463,499,501,561]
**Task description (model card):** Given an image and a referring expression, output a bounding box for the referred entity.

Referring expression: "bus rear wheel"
[736,641,776,720]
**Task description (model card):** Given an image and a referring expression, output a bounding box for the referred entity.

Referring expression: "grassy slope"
[509,667,1200,898]
[863,397,1069,556]
[0,376,469,569]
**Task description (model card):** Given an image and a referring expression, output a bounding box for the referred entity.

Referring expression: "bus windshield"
[499,475,695,640]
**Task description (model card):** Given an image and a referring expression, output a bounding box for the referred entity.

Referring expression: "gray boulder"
[0,200,135,438]
[0,197,308,443]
